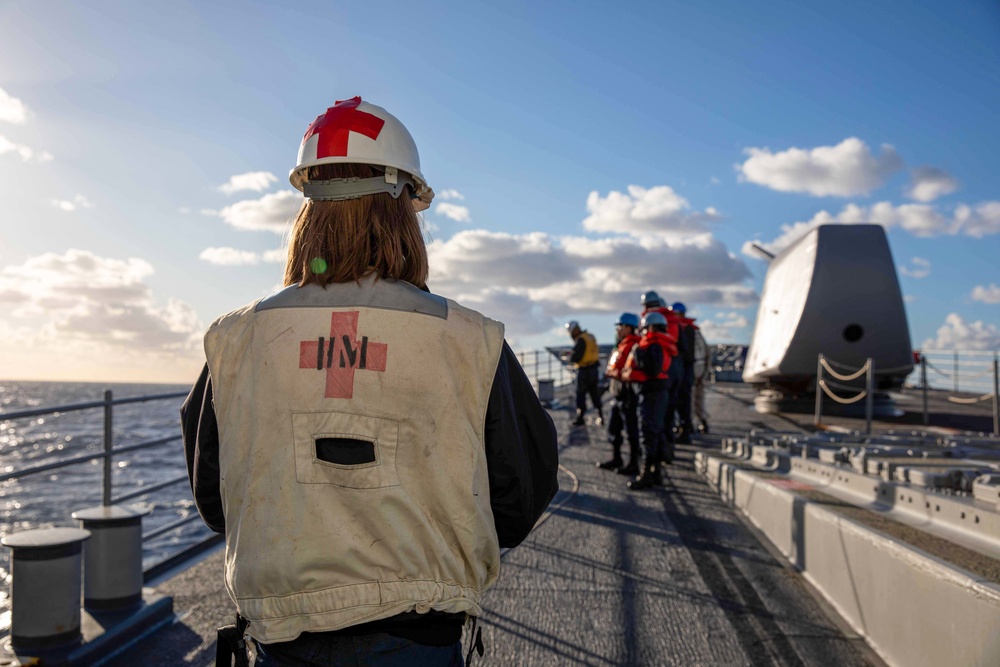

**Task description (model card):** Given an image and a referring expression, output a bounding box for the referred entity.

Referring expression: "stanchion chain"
[925,359,995,381]
[818,379,868,405]
[946,393,994,404]
[819,357,869,382]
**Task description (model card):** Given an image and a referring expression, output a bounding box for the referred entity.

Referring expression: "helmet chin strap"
[302,167,416,201]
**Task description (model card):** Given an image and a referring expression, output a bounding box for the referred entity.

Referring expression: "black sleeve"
[180,363,226,534]
[568,337,586,364]
[484,341,560,548]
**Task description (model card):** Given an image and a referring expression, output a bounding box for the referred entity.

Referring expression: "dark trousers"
[638,386,669,469]
[675,359,695,432]
[254,633,463,666]
[661,362,681,462]
[576,364,603,413]
[607,386,639,463]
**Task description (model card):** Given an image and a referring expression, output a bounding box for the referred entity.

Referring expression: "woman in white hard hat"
[182,97,559,666]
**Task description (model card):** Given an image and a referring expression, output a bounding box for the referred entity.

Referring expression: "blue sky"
[1,0,998,382]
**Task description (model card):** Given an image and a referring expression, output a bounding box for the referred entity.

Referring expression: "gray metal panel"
[255,277,448,319]
[744,224,913,382]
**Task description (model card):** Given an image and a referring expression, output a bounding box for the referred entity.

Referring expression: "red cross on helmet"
[290,97,434,211]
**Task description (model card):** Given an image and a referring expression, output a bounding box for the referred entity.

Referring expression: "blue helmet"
[640,311,667,330]
[641,290,663,308]
[615,312,640,329]
[671,301,686,314]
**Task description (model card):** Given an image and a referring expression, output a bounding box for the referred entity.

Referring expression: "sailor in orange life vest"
[639,291,683,463]
[622,311,677,490]
[565,320,605,426]
[599,313,641,476]
[180,97,559,666]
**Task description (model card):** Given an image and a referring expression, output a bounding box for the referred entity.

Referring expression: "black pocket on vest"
[315,437,377,466]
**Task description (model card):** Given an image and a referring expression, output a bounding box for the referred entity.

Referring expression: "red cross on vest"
[303,97,385,159]
[298,311,388,399]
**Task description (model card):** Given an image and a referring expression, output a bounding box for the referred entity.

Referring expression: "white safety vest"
[204,277,505,643]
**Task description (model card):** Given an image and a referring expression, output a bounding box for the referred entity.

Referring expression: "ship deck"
[106,382,999,666]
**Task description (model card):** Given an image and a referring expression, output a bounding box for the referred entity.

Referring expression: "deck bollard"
[72,505,150,612]
[1,527,91,651]
[537,379,554,405]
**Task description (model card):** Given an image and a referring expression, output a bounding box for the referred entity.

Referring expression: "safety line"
[818,379,867,405]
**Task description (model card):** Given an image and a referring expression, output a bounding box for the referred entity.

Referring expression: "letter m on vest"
[298,311,387,398]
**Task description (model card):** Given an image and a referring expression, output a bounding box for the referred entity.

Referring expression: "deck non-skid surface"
[116,385,879,666]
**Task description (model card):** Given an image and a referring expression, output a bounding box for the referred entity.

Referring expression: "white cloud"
[971,284,1000,304]
[736,137,903,197]
[0,87,28,124]
[906,166,958,202]
[428,229,755,334]
[923,313,1000,351]
[218,190,302,232]
[582,185,720,236]
[699,311,751,342]
[438,189,465,200]
[953,202,1000,238]
[0,249,203,353]
[745,200,1000,258]
[51,195,94,212]
[199,247,285,266]
[218,171,278,195]
[899,256,930,279]
[0,135,51,162]
[435,202,472,223]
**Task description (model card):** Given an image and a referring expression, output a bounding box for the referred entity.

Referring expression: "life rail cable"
[818,379,868,405]
[819,356,870,382]
[947,393,994,405]
[925,359,995,381]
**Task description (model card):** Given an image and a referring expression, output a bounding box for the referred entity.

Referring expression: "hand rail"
[0,388,199,564]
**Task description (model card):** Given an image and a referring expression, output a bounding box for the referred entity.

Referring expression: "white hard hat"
[290,97,433,210]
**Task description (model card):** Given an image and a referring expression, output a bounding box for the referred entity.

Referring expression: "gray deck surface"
[106,382,942,666]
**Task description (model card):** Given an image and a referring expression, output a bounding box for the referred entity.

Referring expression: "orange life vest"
[606,333,640,379]
[622,331,676,382]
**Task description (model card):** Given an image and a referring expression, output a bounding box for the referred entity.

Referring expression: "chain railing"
[0,389,203,565]
[913,352,999,433]
[814,354,875,433]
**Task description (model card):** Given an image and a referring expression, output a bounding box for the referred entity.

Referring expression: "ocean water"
[0,380,215,624]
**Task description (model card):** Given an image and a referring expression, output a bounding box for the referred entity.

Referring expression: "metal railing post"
[865,358,875,435]
[814,354,824,427]
[921,354,929,426]
[954,350,960,394]
[548,350,552,380]
[103,390,113,507]
[993,354,999,437]
[534,350,539,384]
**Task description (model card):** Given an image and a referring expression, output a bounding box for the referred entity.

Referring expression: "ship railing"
[913,351,1000,433]
[914,348,999,395]
[814,354,877,433]
[0,389,207,569]
[515,348,578,390]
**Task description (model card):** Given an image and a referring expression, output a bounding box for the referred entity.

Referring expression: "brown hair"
[283,163,429,289]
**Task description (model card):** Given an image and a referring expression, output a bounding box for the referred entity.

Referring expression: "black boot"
[676,427,692,445]
[627,463,660,491]
[699,421,709,434]
[597,456,623,470]
[617,460,639,476]
[571,409,585,426]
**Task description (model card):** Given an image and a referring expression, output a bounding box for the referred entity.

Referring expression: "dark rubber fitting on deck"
[11,627,81,649]
[11,542,83,561]
[85,592,143,611]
